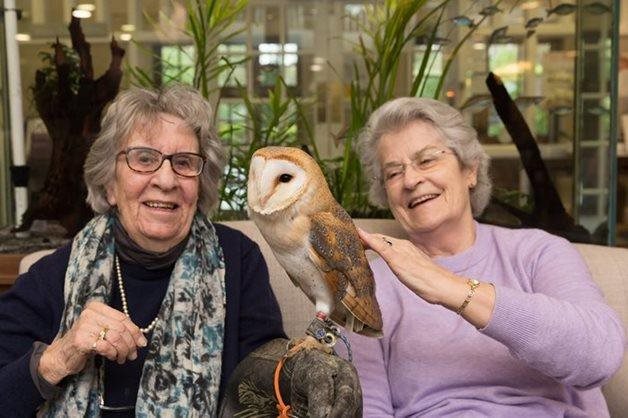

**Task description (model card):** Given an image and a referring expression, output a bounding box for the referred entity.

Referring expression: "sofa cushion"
[573,243,628,418]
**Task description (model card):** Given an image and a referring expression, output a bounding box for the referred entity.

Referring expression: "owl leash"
[273,314,353,417]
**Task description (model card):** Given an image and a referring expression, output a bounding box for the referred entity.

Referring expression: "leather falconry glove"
[219,338,362,418]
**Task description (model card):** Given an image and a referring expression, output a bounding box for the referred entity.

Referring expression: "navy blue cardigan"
[0,223,286,417]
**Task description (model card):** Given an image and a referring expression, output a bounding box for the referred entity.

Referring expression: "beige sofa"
[19,219,628,416]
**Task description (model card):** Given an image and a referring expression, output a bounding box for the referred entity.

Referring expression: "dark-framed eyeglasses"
[118,147,205,178]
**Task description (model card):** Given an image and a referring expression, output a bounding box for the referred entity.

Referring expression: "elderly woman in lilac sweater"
[351,97,626,417]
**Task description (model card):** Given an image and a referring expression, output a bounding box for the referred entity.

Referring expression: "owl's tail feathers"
[335,295,383,338]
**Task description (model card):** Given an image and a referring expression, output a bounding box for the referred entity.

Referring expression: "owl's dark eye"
[278,173,293,183]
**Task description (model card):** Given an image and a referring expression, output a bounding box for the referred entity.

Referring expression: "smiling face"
[106,113,200,252]
[377,120,477,241]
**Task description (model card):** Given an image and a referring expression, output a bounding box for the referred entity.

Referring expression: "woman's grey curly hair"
[356,97,492,217]
[84,84,226,215]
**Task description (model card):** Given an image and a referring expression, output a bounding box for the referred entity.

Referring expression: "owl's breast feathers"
[308,206,383,337]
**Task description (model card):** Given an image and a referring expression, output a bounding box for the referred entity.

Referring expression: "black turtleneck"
[113,215,188,270]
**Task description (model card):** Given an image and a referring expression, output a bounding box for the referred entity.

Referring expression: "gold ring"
[98,327,108,342]
[382,236,393,246]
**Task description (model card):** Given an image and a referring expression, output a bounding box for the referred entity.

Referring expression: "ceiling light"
[121,24,136,32]
[72,9,92,19]
[494,61,533,76]
[119,33,132,41]
[521,1,540,10]
[15,33,31,42]
[76,4,96,12]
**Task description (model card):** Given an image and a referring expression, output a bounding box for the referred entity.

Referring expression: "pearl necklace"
[114,255,159,334]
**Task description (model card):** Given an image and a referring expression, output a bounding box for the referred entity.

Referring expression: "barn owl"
[247,146,382,341]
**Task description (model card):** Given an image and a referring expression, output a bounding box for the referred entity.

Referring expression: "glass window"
[413,46,443,98]
[489,43,521,96]
[343,4,367,33]
[253,43,299,96]
[217,43,247,89]
[218,102,248,144]
[251,6,281,47]
[487,43,521,140]
[160,45,195,85]
[287,4,317,48]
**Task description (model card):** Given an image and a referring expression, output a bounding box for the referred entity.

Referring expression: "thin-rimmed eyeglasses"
[379,147,453,185]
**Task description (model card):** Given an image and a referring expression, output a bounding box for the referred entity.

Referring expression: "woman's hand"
[357,228,495,327]
[38,301,148,385]
[357,227,458,304]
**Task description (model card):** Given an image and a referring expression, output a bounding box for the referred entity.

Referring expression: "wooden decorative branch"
[14,16,124,236]
[485,72,591,242]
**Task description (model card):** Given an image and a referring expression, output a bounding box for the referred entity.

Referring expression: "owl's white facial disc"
[248,156,308,215]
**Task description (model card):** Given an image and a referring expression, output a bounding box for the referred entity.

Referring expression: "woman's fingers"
[90,334,120,363]
[93,323,137,363]
[86,301,147,347]
[356,227,372,250]
[83,301,145,363]
[356,227,396,254]
[38,301,147,383]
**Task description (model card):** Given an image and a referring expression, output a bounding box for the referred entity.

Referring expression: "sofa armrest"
[574,243,628,418]
[18,249,56,275]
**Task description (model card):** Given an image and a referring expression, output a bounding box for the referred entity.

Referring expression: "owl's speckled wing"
[308,206,383,337]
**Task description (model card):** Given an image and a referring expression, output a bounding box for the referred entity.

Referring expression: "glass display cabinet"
[574,0,619,244]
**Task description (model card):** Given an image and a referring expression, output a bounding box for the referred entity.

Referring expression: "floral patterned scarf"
[39,212,226,417]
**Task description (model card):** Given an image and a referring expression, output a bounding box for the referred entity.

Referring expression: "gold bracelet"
[456,279,480,315]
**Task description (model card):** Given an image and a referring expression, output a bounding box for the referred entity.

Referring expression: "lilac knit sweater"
[348,223,625,417]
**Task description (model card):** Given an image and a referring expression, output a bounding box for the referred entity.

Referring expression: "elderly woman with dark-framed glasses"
[349,97,625,417]
[0,85,360,417]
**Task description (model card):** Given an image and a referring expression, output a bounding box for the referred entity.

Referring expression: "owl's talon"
[285,335,333,357]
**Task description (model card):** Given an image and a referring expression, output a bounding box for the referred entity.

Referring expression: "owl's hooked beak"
[257,194,270,209]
